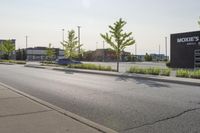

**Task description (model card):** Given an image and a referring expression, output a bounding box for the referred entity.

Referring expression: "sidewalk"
[0,84,114,133]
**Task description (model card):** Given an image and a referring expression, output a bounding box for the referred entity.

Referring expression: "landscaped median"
[0,60,26,65]
[176,69,200,79]
[128,66,171,76]
[68,63,113,71]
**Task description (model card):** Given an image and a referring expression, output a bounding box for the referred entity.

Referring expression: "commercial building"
[82,49,131,62]
[26,47,64,61]
[170,31,200,68]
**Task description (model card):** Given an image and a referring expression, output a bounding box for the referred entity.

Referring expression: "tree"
[100,18,135,72]
[61,30,80,60]
[46,43,55,61]
[144,53,152,61]
[198,17,200,26]
[16,49,22,60]
[0,40,15,60]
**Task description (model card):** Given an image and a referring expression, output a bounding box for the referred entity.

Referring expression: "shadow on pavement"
[115,76,170,88]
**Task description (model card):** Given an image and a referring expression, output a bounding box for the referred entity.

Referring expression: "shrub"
[176,69,190,78]
[128,66,146,74]
[190,69,200,79]
[68,64,112,71]
[146,68,160,75]
[0,60,26,64]
[166,61,171,67]
[160,69,171,76]
[128,67,161,75]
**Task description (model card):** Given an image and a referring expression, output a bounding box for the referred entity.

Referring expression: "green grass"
[176,69,190,78]
[68,63,112,71]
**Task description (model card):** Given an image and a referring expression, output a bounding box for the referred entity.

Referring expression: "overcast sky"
[0,0,200,55]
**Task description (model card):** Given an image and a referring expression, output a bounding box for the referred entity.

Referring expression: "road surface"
[0,65,199,133]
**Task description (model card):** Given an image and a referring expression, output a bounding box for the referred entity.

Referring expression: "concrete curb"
[0,82,118,133]
[24,64,200,87]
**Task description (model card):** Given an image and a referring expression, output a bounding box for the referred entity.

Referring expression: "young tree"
[100,18,135,72]
[144,53,152,61]
[0,40,15,60]
[46,43,55,61]
[61,30,80,60]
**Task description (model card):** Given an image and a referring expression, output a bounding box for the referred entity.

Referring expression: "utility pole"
[159,44,161,61]
[135,43,137,61]
[165,37,168,61]
[25,36,28,61]
[77,26,81,60]
[62,29,65,50]
[103,41,105,62]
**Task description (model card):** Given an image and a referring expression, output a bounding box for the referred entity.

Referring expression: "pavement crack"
[0,97,23,100]
[122,107,200,132]
[0,110,52,118]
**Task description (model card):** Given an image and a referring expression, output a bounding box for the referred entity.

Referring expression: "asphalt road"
[0,65,200,133]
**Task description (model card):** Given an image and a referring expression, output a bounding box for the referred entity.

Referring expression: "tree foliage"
[198,17,200,27]
[0,40,15,59]
[100,18,135,72]
[144,53,152,61]
[61,30,81,59]
[46,43,55,61]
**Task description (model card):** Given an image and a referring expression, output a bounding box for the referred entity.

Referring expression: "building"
[27,47,64,61]
[0,39,16,59]
[170,31,200,68]
[150,54,168,61]
[82,49,131,62]
[135,55,145,61]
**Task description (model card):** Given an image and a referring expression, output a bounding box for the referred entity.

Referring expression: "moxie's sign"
[177,36,199,43]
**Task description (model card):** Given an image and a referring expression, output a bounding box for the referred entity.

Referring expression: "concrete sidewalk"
[0,84,113,133]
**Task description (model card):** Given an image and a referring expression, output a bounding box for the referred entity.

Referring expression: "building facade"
[170,31,200,68]
[27,47,64,61]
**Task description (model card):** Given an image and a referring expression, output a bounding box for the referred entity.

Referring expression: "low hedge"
[0,60,26,64]
[128,66,171,76]
[176,69,200,79]
[68,63,112,71]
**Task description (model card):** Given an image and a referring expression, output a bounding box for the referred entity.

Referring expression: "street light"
[77,26,81,60]
[62,29,65,50]
[25,36,28,62]
[165,37,168,61]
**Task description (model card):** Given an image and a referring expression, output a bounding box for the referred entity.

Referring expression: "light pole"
[103,41,105,62]
[159,44,161,61]
[62,29,65,50]
[25,36,28,62]
[165,37,167,61]
[77,26,81,60]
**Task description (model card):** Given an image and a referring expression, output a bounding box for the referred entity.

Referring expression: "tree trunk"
[116,53,119,72]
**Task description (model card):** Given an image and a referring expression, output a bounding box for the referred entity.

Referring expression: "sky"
[0,0,200,55]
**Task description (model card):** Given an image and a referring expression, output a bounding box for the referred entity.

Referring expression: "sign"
[177,36,200,45]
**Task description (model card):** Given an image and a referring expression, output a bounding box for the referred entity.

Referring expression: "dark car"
[56,58,82,65]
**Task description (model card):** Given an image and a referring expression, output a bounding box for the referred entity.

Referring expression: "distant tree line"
[15,49,26,60]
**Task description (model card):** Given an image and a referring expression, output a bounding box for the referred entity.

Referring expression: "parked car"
[56,58,82,65]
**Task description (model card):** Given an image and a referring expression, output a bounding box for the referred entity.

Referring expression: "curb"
[24,64,200,87]
[0,82,118,133]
